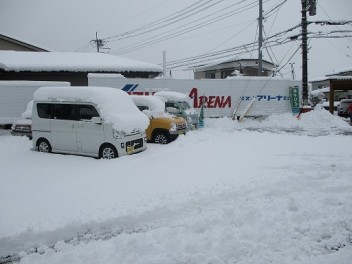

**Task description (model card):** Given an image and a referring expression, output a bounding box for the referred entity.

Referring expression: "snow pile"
[34,86,149,132]
[206,107,351,135]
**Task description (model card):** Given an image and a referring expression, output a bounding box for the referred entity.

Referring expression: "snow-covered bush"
[308,89,325,107]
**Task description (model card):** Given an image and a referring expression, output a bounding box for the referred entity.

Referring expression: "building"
[310,67,352,113]
[0,33,49,52]
[0,50,162,85]
[193,58,276,79]
[310,67,352,101]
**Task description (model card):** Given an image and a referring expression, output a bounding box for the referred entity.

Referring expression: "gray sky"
[0,0,351,79]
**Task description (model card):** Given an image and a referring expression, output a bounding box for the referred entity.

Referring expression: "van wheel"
[37,139,51,153]
[154,132,169,144]
[100,144,118,159]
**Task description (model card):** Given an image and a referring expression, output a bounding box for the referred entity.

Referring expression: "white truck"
[88,74,301,119]
[0,81,70,126]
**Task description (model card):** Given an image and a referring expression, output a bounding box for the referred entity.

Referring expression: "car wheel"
[154,132,169,144]
[100,144,118,159]
[37,139,51,153]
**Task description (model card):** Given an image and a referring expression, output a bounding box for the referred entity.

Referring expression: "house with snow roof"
[0,33,49,52]
[193,58,276,79]
[309,67,352,113]
[310,67,352,101]
[0,50,162,85]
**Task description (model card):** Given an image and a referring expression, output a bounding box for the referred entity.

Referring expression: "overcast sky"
[0,0,351,79]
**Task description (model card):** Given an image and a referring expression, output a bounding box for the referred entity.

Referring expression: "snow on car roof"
[0,51,162,73]
[21,100,33,119]
[131,95,165,112]
[131,95,176,119]
[34,86,149,132]
[153,91,191,102]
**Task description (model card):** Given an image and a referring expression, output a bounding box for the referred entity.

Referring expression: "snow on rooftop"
[87,73,126,79]
[0,80,70,87]
[34,86,149,132]
[310,75,352,82]
[0,51,162,73]
[326,66,352,76]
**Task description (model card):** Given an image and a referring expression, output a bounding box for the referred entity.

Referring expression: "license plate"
[127,145,134,155]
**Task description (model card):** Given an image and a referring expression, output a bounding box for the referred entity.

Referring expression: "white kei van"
[32,86,149,159]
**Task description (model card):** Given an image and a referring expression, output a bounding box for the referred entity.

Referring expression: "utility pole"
[93,32,104,52]
[258,0,263,76]
[289,62,296,80]
[163,51,167,78]
[301,0,316,106]
[301,0,308,105]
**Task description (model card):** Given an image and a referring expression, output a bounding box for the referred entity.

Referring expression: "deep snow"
[0,108,352,264]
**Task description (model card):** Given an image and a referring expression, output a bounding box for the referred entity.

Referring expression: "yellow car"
[132,95,187,144]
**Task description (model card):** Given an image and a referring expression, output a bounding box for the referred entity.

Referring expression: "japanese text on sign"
[241,95,290,101]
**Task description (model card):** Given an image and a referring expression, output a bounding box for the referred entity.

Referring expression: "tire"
[37,139,51,153]
[100,144,118,159]
[153,132,170,144]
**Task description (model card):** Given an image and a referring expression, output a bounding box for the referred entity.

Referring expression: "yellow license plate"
[127,145,134,155]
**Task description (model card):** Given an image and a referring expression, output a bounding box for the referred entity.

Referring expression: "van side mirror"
[166,107,180,114]
[91,117,103,124]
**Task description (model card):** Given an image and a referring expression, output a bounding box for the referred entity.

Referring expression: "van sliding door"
[50,104,78,152]
[75,104,104,155]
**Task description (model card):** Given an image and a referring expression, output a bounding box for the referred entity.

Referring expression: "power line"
[110,0,267,55]
[199,19,258,54]
[103,0,223,41]
[317,2,352,45]
[264,0,288,19]
[162,24,351,71]
[163,22,301,68]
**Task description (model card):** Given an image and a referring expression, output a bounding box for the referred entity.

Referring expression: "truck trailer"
[0,81,70,126]
[88,74,301,118]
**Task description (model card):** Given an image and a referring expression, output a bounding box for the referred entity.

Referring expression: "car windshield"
[178,101,191,110]
[137,105,149,112]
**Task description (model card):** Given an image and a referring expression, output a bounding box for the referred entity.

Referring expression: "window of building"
[205,72,215,79]
[221,71,233,79]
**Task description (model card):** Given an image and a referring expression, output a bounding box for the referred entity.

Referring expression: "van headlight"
[169,122,177,133]
[113,130,124,139]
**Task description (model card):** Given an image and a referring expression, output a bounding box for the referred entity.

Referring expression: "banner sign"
[289,86,300,115]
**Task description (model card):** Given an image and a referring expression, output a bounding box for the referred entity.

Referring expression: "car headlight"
[169,122,177,133]
[113,129,124,139]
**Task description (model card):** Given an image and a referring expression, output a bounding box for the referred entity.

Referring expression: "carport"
[327,76,352,114]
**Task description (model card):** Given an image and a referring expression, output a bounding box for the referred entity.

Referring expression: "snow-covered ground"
[1,108,352,264]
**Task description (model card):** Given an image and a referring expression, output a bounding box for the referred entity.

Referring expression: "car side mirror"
[91,117,103,124]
